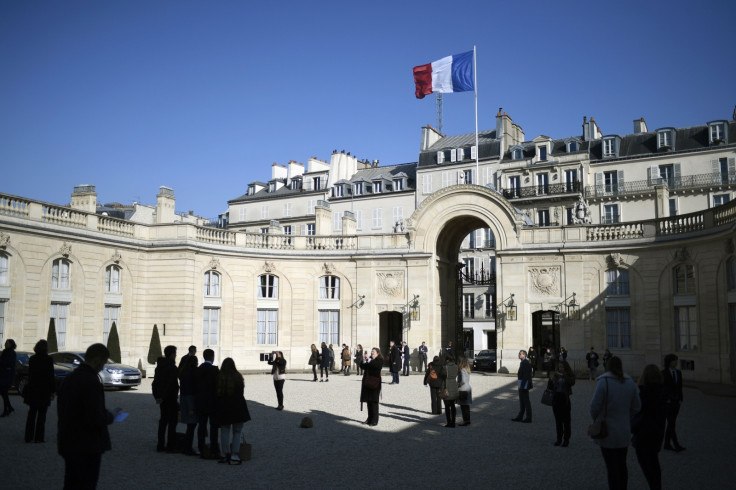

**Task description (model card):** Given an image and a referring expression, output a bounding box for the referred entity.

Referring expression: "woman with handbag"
[215,358,251,465]
[437,352,459,428]
[423,356,442,415]
[589,356,640,490]
[457,357,472,426]
[267,351,286,410]
[308,344,319,382]
[360,347,383,426]
[548,360,574,447]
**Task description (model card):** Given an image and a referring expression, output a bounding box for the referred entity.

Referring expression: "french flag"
[413,50,474,99]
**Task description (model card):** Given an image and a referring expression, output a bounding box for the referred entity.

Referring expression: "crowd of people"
[0,336,688,490]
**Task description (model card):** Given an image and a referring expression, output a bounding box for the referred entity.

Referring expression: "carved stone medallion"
[529,267,560,296]
[377,272,404,298]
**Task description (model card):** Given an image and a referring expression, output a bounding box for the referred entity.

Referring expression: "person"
[354,345,364,376]
[342,345,351,376]
[559,346,568,362]
[152,345,179,452]
[402,341,410,376]
[308,344,319,382]
[438,352,459,427]
[389,340,402,384]
[632,364,667,490]
[603,349,612,369]
[24,339,56,443]
[528,346,537,377]
[457,356,472,426]
[339,344,347,373]
[0,338,17,417]
[178,354,199,455]
[194,348,220,459]
[512,350,533,423]
[661,353,685,452]
[267,351,286,410]
[215,358,251,465]
[423,355,443,415]
[589,356,641,490]
[418,341,428,372]
[547,359,575,447]
[320,342,330,382]
[360,347,383,426]
[586,347,600,380]
[179,345,198,369]
[328,344,336,372]
[57,343,118,489]
[363,351,369,366]
[543,347,554,376]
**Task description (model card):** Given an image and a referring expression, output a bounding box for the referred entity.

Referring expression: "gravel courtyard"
[1,370,733,489]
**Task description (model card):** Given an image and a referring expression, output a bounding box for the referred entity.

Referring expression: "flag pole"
[473,45,479,183]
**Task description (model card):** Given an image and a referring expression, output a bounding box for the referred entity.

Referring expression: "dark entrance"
[379,311,403,360]
[532,310,560,371]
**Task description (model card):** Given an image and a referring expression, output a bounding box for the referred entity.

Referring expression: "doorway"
[379,311,403,360]
[532,310,560,371]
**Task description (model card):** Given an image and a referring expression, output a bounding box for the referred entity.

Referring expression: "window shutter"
[595,172,603,196]
[437,151,444,164]
[457,171,463,184]
[729,157,736,177]
[712,159,721,184]
[648,166,657,185]
[450,149,457,162]
[673,163,681,185]
[617,170,625,192]
[471,145,477,160]
[300,224,306,235]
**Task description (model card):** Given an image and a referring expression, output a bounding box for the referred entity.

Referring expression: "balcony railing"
[585,172,735,199]
[502,181,582,199]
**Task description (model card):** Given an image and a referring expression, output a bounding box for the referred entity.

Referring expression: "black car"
[472,349,497,372]
[14,351,75,394]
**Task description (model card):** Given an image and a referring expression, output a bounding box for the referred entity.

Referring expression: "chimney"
[156,186,176,224]
[633,117,648,134]
[582,116,601,141]
[70,185,97,213]
[420,125,442,151]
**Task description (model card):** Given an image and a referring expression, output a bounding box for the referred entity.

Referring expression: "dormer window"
[602,137,618,158]
[248,185,255,195]
[313,177,321,190]
[567,140,579,153]
[269,182,276,192]
[289,179,300,190]
[656,128,675,151]
[437,151,446,164]
[709,121,726,144]
[333,185,344,197]
[353,182,363,195]
[511,146,523,160]
[374,181,382,193]
[538,146,547,161]
[393,179,403,191]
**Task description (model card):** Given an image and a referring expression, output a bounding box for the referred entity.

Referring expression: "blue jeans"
[392,372,399,383]
[220,422,244,457]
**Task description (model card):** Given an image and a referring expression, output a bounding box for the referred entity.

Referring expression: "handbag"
[363,375,380,390]
[239,434,252,461]
[541,389,555,406]
[588,378,609,439]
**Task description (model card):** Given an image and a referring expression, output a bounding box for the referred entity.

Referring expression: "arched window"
[204,270,220,297]
[605,269,629,296]
[0,253,8,285]
[52,258,71,289]
[105,265,120,293]
[673,264,695,294]
[319,276,340,299]
[257,274,278,298]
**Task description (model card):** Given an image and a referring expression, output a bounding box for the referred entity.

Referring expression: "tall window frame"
[203,307,220,346]
[318,310,339,345]
[52,258,71,290]
[257,274,279,299]
[50,303,68,348]
[105,265,120,293]
[606,269,630,296]
[204,270,221,297]
[673,264,695,294]
[675,305,697,352]
[319,275,340,299]
[256,309,278,345]
[0,253,8,285]
[103,305,119,344]
[606,308,631,349]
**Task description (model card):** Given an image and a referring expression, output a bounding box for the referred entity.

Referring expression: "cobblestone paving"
[1,370,733,489]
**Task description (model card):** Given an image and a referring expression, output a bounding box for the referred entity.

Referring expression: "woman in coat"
[354,345,364,376]
[267,351,286,410]
[342,345,351,376]
[308,344,319,382]
[457,357,473,426]
[215,358,251,465]
[360,347,383,426]
[0,338,17,417]
[437,352,459,427]
[320,342,331,381]
[423,355,443,415]
[589,356,641,490]
[632,364,667,490]
[178,354,199,455]
[23,339,55,442]
[548,359,575,446]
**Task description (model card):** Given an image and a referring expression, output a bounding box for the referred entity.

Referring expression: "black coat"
[517,358,533,390]
[360,357,383,403]
[632,384,667,452]
[24,353,55,407]
[662,368,683,403]
[214,379,251,426]
[194,362,219,415]
[268,356,286,375]
[152,356,179,401]
[437,361,459,401]
[57,363,113,457]
[389,345,402,373]
[0,348,15,389]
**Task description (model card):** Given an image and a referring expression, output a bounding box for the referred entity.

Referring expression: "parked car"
[50,351,141,389]
[14,351,75,394]
[472,349,497,372]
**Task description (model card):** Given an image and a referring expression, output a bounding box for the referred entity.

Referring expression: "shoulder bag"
[588,378,608,439]
[363,375,380,390]
[541,388,555,406]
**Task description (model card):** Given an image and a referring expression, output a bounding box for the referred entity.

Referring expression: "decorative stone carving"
[377,272,404,298]
[571,197,592,224]
[0,232,9,249]
[111,250,122,264]
[529,267,560,296]
[60,241,72,257]
[322,262,335,275]
[263,261,276,273]
[393,219,406,233]
[674,247,689,262]
[209,257,220,270]
[606,253,624,269]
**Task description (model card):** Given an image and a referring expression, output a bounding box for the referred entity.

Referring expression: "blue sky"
[2,0,734,220]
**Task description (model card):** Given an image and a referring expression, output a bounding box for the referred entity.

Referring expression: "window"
[372,208,383,229]
[105,265,120,293]
[537,173,549,195]
[257,309,277,345]
[355,210,363,230]
[52,259,70,289]
[606,269,629,295]
[257,274,279,298]
[463,169,473,185]
[714,194,730,207]
[260,227,269,234]
[306,223,315,236]
[393,179,403,191]
[333,211,343,232]
[669,199,677,217]
[538,146,547,161]
[463,294,475,319]
[283,225,292,235]
[203,308,219,346]
[437,150,445,164]
[283,202,292,217]
[239,208,246,221]
[673,264,695,294]
[463,258,475,279]
[313,177,321,190]
[333,186,343,197]
[675,306,697,351]
[353,182,363,195]
[392,207,403,225]
[204,271,220,297]
[603,138,616,157]
[728,258,736,291]
[261,205,269,219]
[442,172,451,188]
[606,308,631,349]
[603,204,620,224]
[564,170,578,192]
[710,122,725,143]
[604,171,619,194]
[318,310,339,345]
[289,179,299,190]
[566,207,574,225]
[537,209,550,226]
[103,305,119,344]
[319,276,340,299]
[567,141,578,153]
[658,131,672,148]
[422,175,432,194]
[373,181,382,193]
[0,253,8,285]
[308,200,316,215]
[512,148,523,160]
[50,303,68,348]
[485,293,493,318]
[509,176,521,197]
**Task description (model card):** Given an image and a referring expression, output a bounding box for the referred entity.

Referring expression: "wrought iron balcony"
[502,181,582,199]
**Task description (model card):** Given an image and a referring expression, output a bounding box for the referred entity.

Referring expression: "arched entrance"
[378,311,403,359]
[531,310,560,371]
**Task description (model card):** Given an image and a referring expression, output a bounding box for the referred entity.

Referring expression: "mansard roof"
[418,129,500,167]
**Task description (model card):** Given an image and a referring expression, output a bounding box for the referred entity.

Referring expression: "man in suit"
[57,343,117,489]
[512,350,533,423]
[662,353,685,452]
[389,341,402,384]
[153,345,179,452]
[586,347,600,380]
[194,348,220,459]
[418,341,428,372]
[402,341,410,376]
[178,345,198,369]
